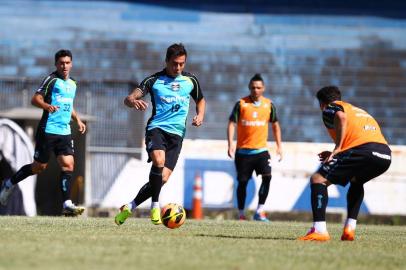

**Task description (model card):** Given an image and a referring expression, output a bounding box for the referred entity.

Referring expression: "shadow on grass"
[194,233,296,240]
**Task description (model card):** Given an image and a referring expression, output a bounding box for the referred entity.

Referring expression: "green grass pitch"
[0,216,405,270]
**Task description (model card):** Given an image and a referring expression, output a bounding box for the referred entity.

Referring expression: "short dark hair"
[165,43,187,62]
[316,86,342,104]
[55,49,72,63]
[249,73,264,86]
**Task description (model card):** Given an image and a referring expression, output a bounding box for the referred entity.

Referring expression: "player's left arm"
[325,110,347,163]
[189,75,205,127]
[270,103,283,161]
[271,121,283,161]
[71,108,86,134]
[192,98,205,127]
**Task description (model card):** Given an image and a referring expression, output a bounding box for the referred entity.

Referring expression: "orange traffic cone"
[192,172,203,220]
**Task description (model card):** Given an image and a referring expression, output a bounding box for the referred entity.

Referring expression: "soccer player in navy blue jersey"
[115,43,206,225]
[0,50,86,216]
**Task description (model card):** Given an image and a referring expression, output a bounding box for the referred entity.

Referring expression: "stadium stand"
[1,0,406,204]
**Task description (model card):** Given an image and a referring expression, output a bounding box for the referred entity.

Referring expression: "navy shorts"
[234,151,272,182]
[34,131,74,163]
[145,128,183,171]
[317,143,391,186]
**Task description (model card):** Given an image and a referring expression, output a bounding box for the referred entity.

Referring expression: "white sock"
[5,179,13,188]
[63,200,74,208]
[239,209,245,216]
[345,218,357,229]
[151,201,159,209]
[256,204,264,214]
[313,221,327,233]
[129,201,137,211]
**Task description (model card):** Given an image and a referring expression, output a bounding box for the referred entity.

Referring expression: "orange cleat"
[341,226,355,241]
[298,227,331,241]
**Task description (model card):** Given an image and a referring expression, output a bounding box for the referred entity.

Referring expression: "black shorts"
[34,131,74,163]
[145,128,183,171]
[317,143,391,186]
[235,151,272,182]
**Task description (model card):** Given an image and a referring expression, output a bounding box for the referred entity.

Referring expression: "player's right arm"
[227,101,240,158]
[124,88,148,111]
[32,75,59,113]
[31,93,59,113]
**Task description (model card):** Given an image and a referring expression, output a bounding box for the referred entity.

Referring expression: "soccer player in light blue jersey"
[0,50,86,216]
[115,43,206,225]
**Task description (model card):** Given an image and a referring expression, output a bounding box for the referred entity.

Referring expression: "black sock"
[347,183,364,219]
[60,171,73,202]
[258,175,272,205]
[311,183,328,221]
[10,164,34,185]
[133,182,152,206]
[149,166,163,202]
[237,181,248,211]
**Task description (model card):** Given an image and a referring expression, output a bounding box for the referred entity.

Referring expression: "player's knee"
[310,173,326,184]
[152,159,165,168]
[62,165,74,171]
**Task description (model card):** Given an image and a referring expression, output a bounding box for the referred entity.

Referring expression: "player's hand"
[276,147,283,162]
[325,149,340,163]
[132,99,148,111]
[77,120,86,134]
[318,151,331,162]
[192,115,203,127]
[125,96,148,111]
[46,104,59,113]
[228,144,235,158]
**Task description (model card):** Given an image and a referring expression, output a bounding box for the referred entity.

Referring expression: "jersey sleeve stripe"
[139,75,157,96]
[189,76,202,100]
[44,78,57,96]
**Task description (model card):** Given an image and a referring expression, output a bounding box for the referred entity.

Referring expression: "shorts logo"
[34,151,39,158]
[147,141,153,150]
[372,151,391,160]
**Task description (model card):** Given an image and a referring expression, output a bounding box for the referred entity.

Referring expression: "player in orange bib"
[299,86,391,241]
[227,74,283,221]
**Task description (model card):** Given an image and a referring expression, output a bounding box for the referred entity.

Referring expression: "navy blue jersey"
[139,69,204,137]
[36,72,77,135]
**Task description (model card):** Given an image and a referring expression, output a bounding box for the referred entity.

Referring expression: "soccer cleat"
[150,207,162,225]
[298,227,331,241]
[114,204,132,225]
[253,212,270,222]
[0,180,15,206]
[239,214,247,221]
[62,204,85,216]
[341,225,355,241]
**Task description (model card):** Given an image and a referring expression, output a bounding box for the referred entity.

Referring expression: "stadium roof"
[115,0,406,18]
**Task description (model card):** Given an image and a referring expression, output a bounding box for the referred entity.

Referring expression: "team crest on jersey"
[171,82,180,91]
[253,111,258,118]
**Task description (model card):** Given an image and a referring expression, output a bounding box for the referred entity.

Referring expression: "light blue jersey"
[139,69,204,137]
[36,72,77,135]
